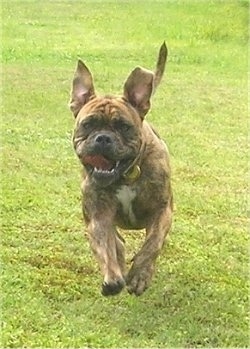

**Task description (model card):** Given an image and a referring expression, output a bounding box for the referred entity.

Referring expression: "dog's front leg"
[87,216,125,296]
[126,201,172,296]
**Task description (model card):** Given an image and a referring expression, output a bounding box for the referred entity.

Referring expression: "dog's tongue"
[83,155,115,171]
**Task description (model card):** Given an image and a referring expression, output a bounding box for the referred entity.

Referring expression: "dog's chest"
[115,185,137,225]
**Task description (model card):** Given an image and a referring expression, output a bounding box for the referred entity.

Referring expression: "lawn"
[1,0,249,348]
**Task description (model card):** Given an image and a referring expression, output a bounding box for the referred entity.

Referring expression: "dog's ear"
[69,60,95,117]
[123,67,154,118]
[123,42,168,119]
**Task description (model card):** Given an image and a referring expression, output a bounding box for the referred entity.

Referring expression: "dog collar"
[122,142,145,183]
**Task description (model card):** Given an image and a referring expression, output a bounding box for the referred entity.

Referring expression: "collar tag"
[123,165,141,182]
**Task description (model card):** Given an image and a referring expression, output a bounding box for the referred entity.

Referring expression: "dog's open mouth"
[82,154,124,186]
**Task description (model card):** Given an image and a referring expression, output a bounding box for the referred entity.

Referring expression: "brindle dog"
[69,43,173,296]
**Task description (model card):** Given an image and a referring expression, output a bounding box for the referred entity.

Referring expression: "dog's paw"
[126,265,154,296]
[101,278,125,296]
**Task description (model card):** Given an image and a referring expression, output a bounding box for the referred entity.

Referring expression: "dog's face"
[73,96,143,187]
[70,43,167,187]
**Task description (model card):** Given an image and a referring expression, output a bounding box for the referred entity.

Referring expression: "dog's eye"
[121,124,131,132]
[113,120,131,133]
[81,121,93,132]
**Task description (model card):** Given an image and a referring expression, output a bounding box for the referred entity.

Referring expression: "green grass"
[1,0,249,347]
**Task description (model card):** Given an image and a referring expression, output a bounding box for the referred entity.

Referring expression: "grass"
[1,0,249,348]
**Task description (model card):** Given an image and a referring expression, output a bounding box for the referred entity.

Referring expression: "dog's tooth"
[93,166,115,176]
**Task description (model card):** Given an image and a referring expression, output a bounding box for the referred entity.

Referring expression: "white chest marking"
[116,186,137,224]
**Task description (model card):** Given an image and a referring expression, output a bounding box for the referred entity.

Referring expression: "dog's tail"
[154,41,168,91]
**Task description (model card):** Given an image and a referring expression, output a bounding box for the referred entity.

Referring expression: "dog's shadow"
[54,231,210,347]
[84,273,182,345]
[86,273,206,347]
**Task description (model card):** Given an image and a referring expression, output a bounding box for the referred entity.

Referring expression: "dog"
[69,42,173,296]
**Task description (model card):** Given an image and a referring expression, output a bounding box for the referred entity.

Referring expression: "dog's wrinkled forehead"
[76,95,141,126]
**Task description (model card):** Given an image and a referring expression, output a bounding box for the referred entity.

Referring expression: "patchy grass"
[1,0,249,348]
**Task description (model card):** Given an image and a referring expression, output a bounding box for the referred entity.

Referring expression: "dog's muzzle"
[74,129,145,187]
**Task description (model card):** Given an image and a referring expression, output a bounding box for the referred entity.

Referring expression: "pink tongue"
[83,155,114,170]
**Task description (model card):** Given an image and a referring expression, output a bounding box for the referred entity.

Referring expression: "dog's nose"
[95,134,112,147]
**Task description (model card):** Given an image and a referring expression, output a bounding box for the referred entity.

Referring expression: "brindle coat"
[69,43,173,296]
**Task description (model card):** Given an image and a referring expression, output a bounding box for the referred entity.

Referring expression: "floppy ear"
[123,42,168,119]
[69,60,95,117]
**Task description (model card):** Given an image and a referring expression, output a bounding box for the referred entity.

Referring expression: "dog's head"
[69,43,168,187]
